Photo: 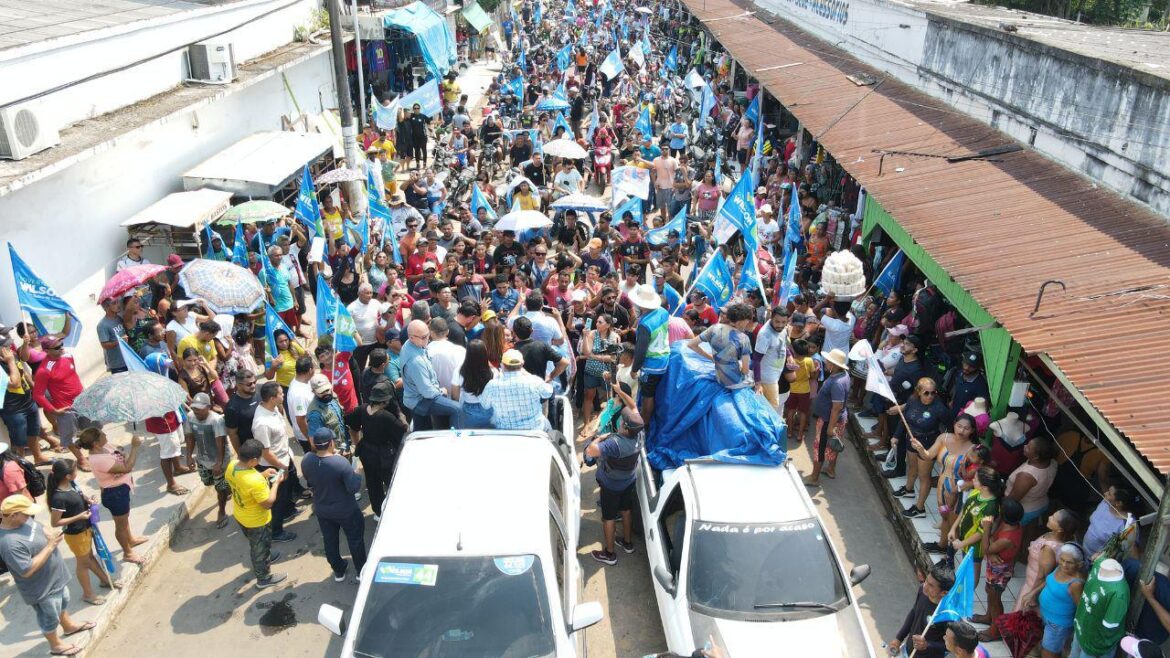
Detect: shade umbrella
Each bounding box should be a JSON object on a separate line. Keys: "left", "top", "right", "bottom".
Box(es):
{"left": 177, "top": 259, "right": 265, "bottom": 314}
{"left": 551, "top": 192, "right": 609, "bottom": 213}
{"left": 634, "top": 6, "right": 653, "bottom": 13}
{"left": 495, "top": 210, "right": 553, "bottom": 233}
{"left": 98, "top": 264, "right": 167, "bottom": 303}
{"left": 217, "top": 200, "right": 289, "bottom": 225}
{"left": 73, "top": 372, "right": 188, "bottom": 423}
{"left": 534, "top": 97, "right": 571, "bottom": 112}
{"left": 542, "top": 138, "right": 589, "bottom": 160}
{"left": 315, "top": 168, "right": 365, "bottom": 186}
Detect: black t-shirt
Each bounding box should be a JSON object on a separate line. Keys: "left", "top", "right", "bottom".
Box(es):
{"left": 223, "top": 392, "right": 259, "bottom": 442}
{"left": 618, "top": 240, "right": 650, "bottom": 266}
{"left": 510, "top": 143, "right": 533, "bottom": 166}
{"left": 48, "top": 487, "right": 89, "bottom": 535}
{"left": 514, "top": 338, "right": 562, "bottom": 379}
{"left": 570, "top": 95, "right": 585, "bottom": 122}
{"left": 354, "top": 405, "right": 408, "bottom": 454}
{"left": 360, "top": 368, "right": 392, "bottom": 401}
{"left": 522, "top": 162, "right": 547, "bottom": 186}
{"left": 493, "top": 242, "right": 526, "bottom": 270}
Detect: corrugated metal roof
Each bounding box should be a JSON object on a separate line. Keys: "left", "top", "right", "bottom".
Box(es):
{"left": 683, "top": 0, "right": 1170, "bottom": 472}
{"left": 0, "top": 0, "right": 226, "bottom": 51}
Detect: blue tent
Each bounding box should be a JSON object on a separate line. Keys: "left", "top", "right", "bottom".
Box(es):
{"left": 647, "top": 344, "right": 787, "bottom": 469}
{"left": 384, "top": 2, "right": 457, "bottom": 77}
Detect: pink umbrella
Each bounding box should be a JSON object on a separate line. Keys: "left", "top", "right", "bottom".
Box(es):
{"left": 98, "top": 264, "right": 167, "bottom": 303}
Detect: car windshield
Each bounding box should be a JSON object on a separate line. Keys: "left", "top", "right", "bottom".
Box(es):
{"left": 687, "top": 519, "right": 847, "bottom": 616}
{"left": 353, "top": 555, "right": 557, "bottom": 658}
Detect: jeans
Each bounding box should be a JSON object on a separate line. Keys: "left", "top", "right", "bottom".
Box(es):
{"left": 240, "top": 523, "right": 272, "bottom": 581}
{"left": 1, "top": 406, "right": 41, "bottom": 448}
{"left": 459, "top": 401, "right": 494, "bottom": 429}
{"left": 410, "top": 395, "right": 462, "bottom": 430}
{"left": 359, "top": 446, "right": 396, "bottom": 518}
{"left": 1068, "top": 637, "right": 1110, "bottom": 658}
{"left": 317, "top": 508, "right": 367, "bottom": 577}
{"left": 32, "top": 586, "right": 69, "bottom": 633}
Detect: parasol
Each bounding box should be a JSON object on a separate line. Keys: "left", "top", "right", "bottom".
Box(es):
{"left": 315, "top": 168, "right": 365, "bottom": 186}
{"left": 177, "top": 259, "right": 265, "bottom": 314}
{"left": 534, "top": 97, "right": 571, "bottom": 112}
{"left": 542, "top": 138, "right": 589, "bottom": 159}
{"left": 634, "top": 6, "right": 653, "bottom": 14}
{"left": 551, "top": 192, "right": 609, "bottom": 213}
{"left": 218, "top": 200, "right": 289, "bottom": 225}
{"left": 98, "top": 265, "right": 167, "bottom": 303}
{"left": 495, "top": 210, "right": 553, "bottom": 233}
{"left": 73, "top": 372, "right": 189, "bottom": 423}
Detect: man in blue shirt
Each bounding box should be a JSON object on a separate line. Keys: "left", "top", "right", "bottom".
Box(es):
{"left": 584, "top": 408, "right": 644, "bottom": 566}
{"left": 667, "top": 118, "right": 688, "bottom": 156}
{"left": 399, "top": 319, "right": 461, "bottom": 430}
{"left": 489, "top": 275, "right": 520, "bottom": 314}
{"left": 301, "top": 428, "right": 365, "bottom": 582}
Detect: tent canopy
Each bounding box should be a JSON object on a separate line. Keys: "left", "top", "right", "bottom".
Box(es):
{"left": 461, "top": 2, "right": 493, "bottom": 33}
{"left": 384, "top": 1, "right": 457, "bottom": 77}
{"left": 120, "top": 189, "right": 233, "bottom": 229}
{"left": 181, "top": 132, "right": 333, "bottom": 198}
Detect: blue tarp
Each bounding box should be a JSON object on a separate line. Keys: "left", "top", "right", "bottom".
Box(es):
{"left": 647, "top": 343, "right": 787, "bottom": 469}
{"left": 383, "top": 2, "right": 457, "bottom": 77}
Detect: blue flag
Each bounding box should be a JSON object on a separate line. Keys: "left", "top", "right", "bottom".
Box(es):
{"left": 534, "top": 1, "right": 542, "bottom": 24}
{"left": 717, "top": 172, "right": 759, "bottom": 249}
{"left": 692, "top": 250, "right": 735, "bottom": 312}
{"left": 517, "top": 48, "right": 527, "bottom": 73}
{"left": 785, "top": 184, "right": 804, "bottom": 249}
{"left": 117, "top": 336, "right": 150, "bottom": 373}
{"left": 344, "top": 214, "right": 369, "bottom": 250}
{"left": 373, "top": 97, "right": 397, "bottom": 131}
{"left": 647, "top": 205, "right": 686, "bottom": 247}
{"left": 554, "top": 81, "right": 567, "bottom": 101}
{"left": 612, "top": 195, "right": 643, "bottom": 226}
{"left": 398, "top": 79, "right": 443, "bottom": 117}
{"left": 294, "top": 165, "right": 322, "bottom": 239}
{"left": 553, "top": 112, "right": 573, "bottom": 138}
{"left": 744, "top": 94, "right": 760, "bottom": 128}
{"left": 934, "top": 550, "right": 976, "bottom": 623}
{"left": 714, "top": 149, "right": 724, "bottom": 185}
{"left": 372, "top": 201, "right": 403, "bottom": 266}
{"left": 665, "top": 45, "right": 679, "bottom": 71}
{"left": 470, "top": 183, "right": 498, "bottom": 224}
{"left": 779, "top": 247, "right": 799, "bottom": 306}
{"left": 263, "top": 301, "right": 295, "bottom": 362}
{"left": 600, "top": 49, "right": 625, "bottom": 80}
{"left": 621, "top": 21, "right": 629, "bottom": 40}
{"left": 506, "top": 75, "right": 525, "bottom": 99}
{"left": 698, "top": 82, "right": 716, "bottom": 128}
{"left": 556, "top": 44, "right": 572, "bottom": 71}
{"left": 663, "top": 283, "right": 683, "bottom": 317}
{"left": 587, "top": 108, "right": 600, "bottom": 141}
{"left": 641, "top": 32, "right": 652, "bottom": 57}
{"left": 635, "top": 105, "right": 653, "bottom": 138}
{"left": 257, "top": 232, "right": 279, "bottom": 290}
{"left": 738, "top": 247, "right": 763, "bottom": 293}
{"left": 315, "top": 274, "right": 359, "bottom": 354}
{"left": 231, "top": 220, "right": 249, "bottom": 268}
{"left": 873, "top": 249, "right": 906, "bottom": 297}
{"left": 7, "top": 244, "right": 83, "bottom": 347}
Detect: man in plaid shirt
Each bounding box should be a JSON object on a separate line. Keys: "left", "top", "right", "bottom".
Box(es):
{"left": 480, "top": 350, "right": 553, "bottom": 431}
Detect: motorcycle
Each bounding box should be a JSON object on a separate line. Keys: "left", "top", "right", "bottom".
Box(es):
{"left": 592, "top": 145, "right": 613, "bottom": 189}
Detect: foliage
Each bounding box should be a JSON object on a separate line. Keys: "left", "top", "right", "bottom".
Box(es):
{"left": 974, "top": 0, "right": 1168, "bottom": 27}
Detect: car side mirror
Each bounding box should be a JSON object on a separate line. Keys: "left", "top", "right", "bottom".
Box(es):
{"left": 850, "top": 564, "right": 871, "bottom": 587}
{"left": 570, "top": 601, "right": 604, "bottom": 632}
{"left": 318, "top": 604, "right": 347, "bottom": 636}
{"left": 653, "top": 564, "right": 677, "bottom": 596}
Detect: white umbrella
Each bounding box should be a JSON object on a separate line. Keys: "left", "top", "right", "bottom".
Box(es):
{"left": 634, "top": 6, "right": 653, "bottom": 14}
{"left": 495, "top": 210, "right": 553, "bottom": 233}
{"left": 551, "top": 193, "right": 609, "bottom": 213}
{"left": 542, "top": 138, "right": 589, "bottom": 160}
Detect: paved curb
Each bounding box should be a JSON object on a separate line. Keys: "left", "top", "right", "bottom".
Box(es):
{"left": 77, "top": 483, "right": 210, "bottom": 657}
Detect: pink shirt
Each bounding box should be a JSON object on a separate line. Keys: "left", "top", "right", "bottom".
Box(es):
{"left": 0, "top": 461, "right": 28, "bottom": 505}
{"left": 89, "top": 450, "right": 135, "bottom": 491}
{"left": 668, "top": 317, "right": 694, "bottom": 344}
{"left": 695, "top": 183, "right": 721, "bottom": 211}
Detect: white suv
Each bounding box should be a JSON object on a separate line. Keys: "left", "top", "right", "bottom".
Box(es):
{"left": 319, "top": 426, "right": 601, "bottom": 657}
{"left": 635, "top": 457, "right": 876, "bottom": 657}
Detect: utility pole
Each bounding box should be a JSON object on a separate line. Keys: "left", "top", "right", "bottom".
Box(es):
{"left": 351, "top": 0, "right": 365, "bottom": 130}
{"left": 1128, "top": 473, "right": 1170, "bottom": 626}
{"left": 326, "top": 0, "right": 366, "bottom": 215}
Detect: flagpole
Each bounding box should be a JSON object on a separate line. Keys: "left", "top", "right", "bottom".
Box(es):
{"left": 679, "top": 245, "right": 723, "bottom": 305}
{"left": 906, "top": 549, "right": 968, "bottom": 658}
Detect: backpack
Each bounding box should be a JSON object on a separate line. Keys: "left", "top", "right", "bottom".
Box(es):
{"left": 9, "top": 455, "right": 46, "bottom": 498}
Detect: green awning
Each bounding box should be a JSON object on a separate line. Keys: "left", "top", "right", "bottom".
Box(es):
{"left": 461, "top": 2, "right": 492, "bottom": 33}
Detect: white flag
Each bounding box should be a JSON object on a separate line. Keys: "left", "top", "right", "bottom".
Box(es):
{"left": 866, "top": 356, "right": 897, "bottom": 403}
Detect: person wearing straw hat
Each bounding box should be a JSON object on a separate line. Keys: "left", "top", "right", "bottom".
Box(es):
{"left": 804, "top": 347, "right": 851, "bottom": 486}
{"left": 628, "top": 284, "right": 669, "bottom": 424}
{"left": 0, "top": 494, "right": 96, "bottom": 656}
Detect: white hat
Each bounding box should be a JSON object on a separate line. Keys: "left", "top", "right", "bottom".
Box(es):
{"left": 571, "top": 289, "right": 588, "bottom": 303}
{"left": 821, "top": 349, "right": 848, "bottom": 370}
{"left": 628, "top": 284, "right": 661, "bottom": 310}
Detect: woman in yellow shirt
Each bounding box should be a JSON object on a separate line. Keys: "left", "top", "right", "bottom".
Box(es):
{"left": 512, "top": 181, "right": 540, "bottom": 211}
{"left": 263, "top": 329, "right": 306, "bottom": 390}
{"left": 320, "top": 195, "right": 349, "bottom": 243}
{"left": 783, "top": 338, "right": 818, "bottom": 445}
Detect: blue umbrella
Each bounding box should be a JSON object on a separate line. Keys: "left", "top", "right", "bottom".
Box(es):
{"left": 535, "top": 96, "right": 571, "bottom": 111}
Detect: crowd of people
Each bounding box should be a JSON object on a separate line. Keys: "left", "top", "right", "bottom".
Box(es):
{"left": 1, "top": 0, "right": 1167, "bottom": 657}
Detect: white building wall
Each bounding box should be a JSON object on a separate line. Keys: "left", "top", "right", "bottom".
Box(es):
{"left": 0, "top": 51, "right": 335, "bottom": 382}
{"left": 0, "top": 0, "right": 321, "bottom": 130}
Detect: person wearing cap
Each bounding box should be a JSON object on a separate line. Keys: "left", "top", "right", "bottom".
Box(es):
{"left": 224, "top": 439, "right": 288, "bottom": 589}
{"left": 804, "top": 347, "right": 851, "bottom": 486}
{"left": 351, "top": 381, "right": 407, "bottom": 520}
{"left": 31, "top": 336, "right": 89, "bottom": 472}
{"left": 306, "top": 374, "right": 349, "bottom": 456}
{"left": 880, "top": 334, "right": 929, "bottom": 476}
{"left": 886, "top": 563, "right": 955, "bottom": 658}
{"left": 401, "top": 319, "right": 462, "bottom": 430}
{"left": 629, "top": 283, "right": 670, "bottom": 423}
{"left": 479, "top": 349, "right": 553, "bottom": 431}
{"left": 185, "top": 392, "right": 231, "bottom": 527}
{"left": 0, "top": 493, "right": 96, "bottom": 655}
{"left": 947, "top": 350, "right": 990, "bottom": 420}
{"left": 301, "top": 427, "right": 366, "bottom": 582}
{"left": 584, "top": 407, "right": 645, "bottom": 566}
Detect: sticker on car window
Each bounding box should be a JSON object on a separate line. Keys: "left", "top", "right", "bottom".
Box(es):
{"left": 493, "top": 555, "right": 534, "bottom": 575}
{"left": 374, "top": 562, "right": 439, "bottom": 586}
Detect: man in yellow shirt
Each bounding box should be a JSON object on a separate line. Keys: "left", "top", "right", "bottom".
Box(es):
{"left": 441, "top": 73, "right": 461, "bottom": 106}
{"left": 224, "top": 439, "right": 287, "bottom": 589}
{"left": 177, "top": 320, "right": 222, "bottom": 370}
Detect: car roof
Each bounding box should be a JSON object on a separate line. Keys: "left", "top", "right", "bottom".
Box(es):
{"left": 684, "top": 462, "right": 816, "bottom": 524}
{"left": 370, "top": 432, "right": 560, "bottom": 559}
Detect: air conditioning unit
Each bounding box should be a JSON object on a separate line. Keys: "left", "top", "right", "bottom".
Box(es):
{"left": 0, "top": 102, "right": 60, "bottom": 160}
{"left": 187, "top": 40, "right": 236, "bottom": 84}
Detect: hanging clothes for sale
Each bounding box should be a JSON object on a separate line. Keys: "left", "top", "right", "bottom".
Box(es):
{"left": 345, "top": 41, "right": 358, "bottom": 72}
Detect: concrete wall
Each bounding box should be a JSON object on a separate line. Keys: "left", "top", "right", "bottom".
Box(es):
{"left": 0, "top": 0, "right": 320, "bottom": 131}
{"left": 0, "top": 51, "right": 335, "bottom": 382}
{"left": 751, "top": 0, "right": 1170, "bottom": 220}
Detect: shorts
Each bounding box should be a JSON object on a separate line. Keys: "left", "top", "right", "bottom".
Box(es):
{"left": 155, "top": 428, "right": 185, "bottom": 459}
{"left": 599, "top": 482, "right": 636, "bottom": 521}
{"left": 1020, "top": 505, "right": 1047, "bottom": 526}
{"left": 63, "top": 529, "right": 93, "bottom": 558}
{"left": 785, "top": 392, "right": 810, "bottom": 413}
{"left": 639, "top": 373, "right": 663, "bottom": 397}
{"left": 32, "top": 586, "right": 70, "bottom": 633}
{"left": 101, "top": 484, "right": 132, "bottom": 517}
{"left": 1041, "top": 621, "right": 1073, "bottom": 653}
{"left": 57, "top": 409, "right": 80, "bottom": 447}
{"left": 985, "top": 560, "right": 1013, "bottom": 592}
{"left": 584, "top": 373, "right": 605, "bottom": 389}
{"left": 1, "top": 406, "right": 40, "bottom": 448}
{"left": 197, "top": 461, "right": 231, "bottom": 493}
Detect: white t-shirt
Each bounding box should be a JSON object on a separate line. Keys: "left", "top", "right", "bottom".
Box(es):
{"left": 759, "top": 219, "right": 780, "bottom": 245}
{"left": 554, "top": 169, "right": 583, "bottom": 194}
{"left": 167, "top": 316, "right": 198, "bottom": 343}
{"left": 452, "top": 366, "right": 498, "bottom": 405}
{"left": 754, "top": 324, "right": 789, "bottom": 384}
{"left": 251, "top": 404, "right": 291, "bottom": 467}
{"left": 819, "top": 312, "right": 855, "bottom": 355}
{"left": 285, "top": 379, "right": 314, "bottom": 444}
{"left": 348, "top": 299, "right": 380, "bottom": 343}
{"left": 427, "top": 339, "right": 466, "bottom": 391}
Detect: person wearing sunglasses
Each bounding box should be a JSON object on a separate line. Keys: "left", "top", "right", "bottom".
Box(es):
{"left": 115, "top": 238, "right": 152, "bottom": 272}
{"left": 890, "top": 377, "right": 953, "bottom": 518}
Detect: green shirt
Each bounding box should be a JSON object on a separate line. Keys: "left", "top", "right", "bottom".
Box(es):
{"left": 955, "top": 492, "right": 997, "bottom": 559}
{"left": 1073, "top": 558, "right": 1129, "bottom": 654}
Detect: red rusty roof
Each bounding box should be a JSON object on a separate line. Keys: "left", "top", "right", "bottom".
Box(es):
{"left": 682, "top": 0, "right": 1170, "bottom": 472}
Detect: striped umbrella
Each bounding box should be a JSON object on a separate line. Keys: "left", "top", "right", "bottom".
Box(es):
{"left": 177, "top": 259, "right": 265, "bottom": 314}
{"left": 315, "top": 168, "right": 365, "bottom": 186}
{"left": 217, "top": 200, "right": 289, "bottom": 225}
{"left": 73, "top": 372, "right": 188, "bottom": 422}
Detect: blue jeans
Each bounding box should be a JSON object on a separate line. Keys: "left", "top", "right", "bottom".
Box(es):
{"left": 1069, "top": 637, "right": 1110, "bottom": 658}
{"left": 411, "top": 395, "right": 462, "bottom": 430}
{"left": 1, "top": 406, "right": 41, "bottom": 448}
{"left": 460, "top": 401, "right": 494, "bottom": 429}
{"left": 316, "top": 508, "right": 367, "bottom": 577}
